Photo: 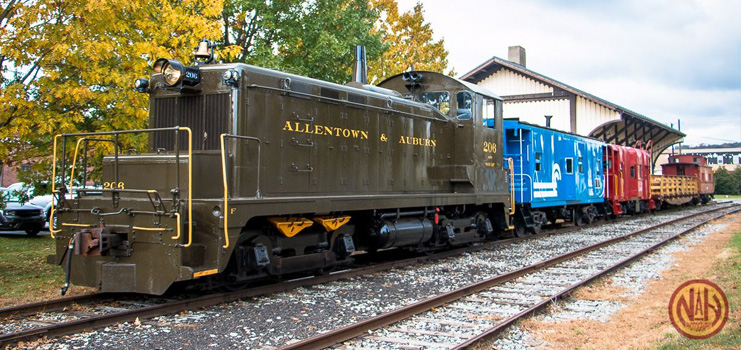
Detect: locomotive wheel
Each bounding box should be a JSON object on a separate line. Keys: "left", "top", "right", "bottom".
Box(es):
{"left": 573, "top": 209, "right": 583, "bottom": 226}
{"left": 529, "top": 223, "right": 542, "bottom": 235}
{"left": 513, "top": 216, "right": 526, "bottom": 237}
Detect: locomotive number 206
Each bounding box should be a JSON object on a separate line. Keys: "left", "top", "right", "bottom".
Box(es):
{"left": 103, "top": 181, "right": 125, "bottom": 190}
{"left": 483, "top": 141, "right": 497, "bottom": 154}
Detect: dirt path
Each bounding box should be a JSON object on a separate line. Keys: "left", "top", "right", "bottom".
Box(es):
{"left": 519, "top": 213, "right": 741, "bottom": 349}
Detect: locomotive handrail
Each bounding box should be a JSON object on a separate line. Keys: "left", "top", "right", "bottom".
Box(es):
{"left": 246, "top": 84, "right": 456, "bottom": 124}
{"left": 507, "top": 158, "right": 515, "bottom": 215}
{"left": 220, "top": 133, "right": 263, "bottom": 249}
{"left": 51, "top": 126, "right": 193, "bottom": 248}
{"left": 50, "top": 135, "right": 62, "bottom": 238}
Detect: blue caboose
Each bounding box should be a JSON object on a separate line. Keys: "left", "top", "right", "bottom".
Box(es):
{"left": 503, "top": 120, "right": 605, "bottom": 235}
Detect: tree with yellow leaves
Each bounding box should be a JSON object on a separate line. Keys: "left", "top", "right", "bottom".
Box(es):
{"left": 0, "top": 0, "right": 225, "bottom": 185}
{"left": 369, "top": 0, "right": 452, "bottom": 83}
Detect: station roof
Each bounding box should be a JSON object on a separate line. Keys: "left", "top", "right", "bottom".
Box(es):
{"left": 460, "top": 56, "right": 685, "bottom": 158}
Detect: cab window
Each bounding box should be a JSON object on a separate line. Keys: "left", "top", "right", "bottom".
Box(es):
{"left": 482, "top": 98, "right": 495, "bottom": 127}
{"left": 456, "top": 91, "right": 472, "bottom": 120}
{"left": 418, "top": 91, "right": 450, "bottom": 115}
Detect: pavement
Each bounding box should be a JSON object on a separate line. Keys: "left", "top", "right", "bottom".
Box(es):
{"left": 0, "top": 229, "right": 51, "bottom": 237}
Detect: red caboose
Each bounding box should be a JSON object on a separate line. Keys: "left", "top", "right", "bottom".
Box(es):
{"left": 659, "top": 154, "right": 715, "bottom": 204}
{"left": 604, "top": 144, "right": 655, "bottom": 215}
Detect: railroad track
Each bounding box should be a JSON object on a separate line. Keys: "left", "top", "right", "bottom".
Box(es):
{"left": 0, "top": 204, "right": 732, "bottom": 348}
{"left": 276, "top": 204, "right": 740, "bottom": 350}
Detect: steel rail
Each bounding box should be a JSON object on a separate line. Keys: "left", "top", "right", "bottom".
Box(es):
{"left": 453, "top": 205, "right": 741, "bottom": 349}
{"left": 0, "top": 205, "right": 730, "bottom": 347}
{"left": 0, "top": 209, "right": 620, "bottom": 347}
{"left": 276, "top": 204, "right": 739, "bottom": 350}
{"left": 0, "top": 294, "right": 111, "bottom": 319}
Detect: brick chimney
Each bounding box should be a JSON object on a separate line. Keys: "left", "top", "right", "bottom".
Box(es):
{"left": 508, "top": 46, "right": 526, "bottom": 67}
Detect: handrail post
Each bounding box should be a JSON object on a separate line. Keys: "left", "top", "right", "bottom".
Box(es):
{"left": 81, "top": 139, "right": 89, "bottom": 192}
{"left": 113, "top": 134, "right": 119, "bottom": 184}
{"left": 175, "top": 127, "right": 180, "bottom": 194}
{"left": 219, "top": 133, "right": 263, "bottom": 250}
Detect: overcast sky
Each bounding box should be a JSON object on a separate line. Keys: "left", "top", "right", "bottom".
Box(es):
{"left": 395, "top": 0, "right": 740, "bottom": 146}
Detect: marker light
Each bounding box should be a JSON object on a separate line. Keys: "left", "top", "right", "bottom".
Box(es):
{"left": 134, "top": 78, "right": 149, "bottom": 93}
{"left": 222, "top": 69, "right": 239, "bottom": 86}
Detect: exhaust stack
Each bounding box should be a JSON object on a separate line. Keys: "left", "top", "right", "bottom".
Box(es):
{"left": 352, "top": 45, "right": 367, "bottom": 85}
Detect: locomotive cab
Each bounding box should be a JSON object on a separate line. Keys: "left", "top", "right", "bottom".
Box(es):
{"left": 379, "top": 71, "right": 506, "bottom": 194}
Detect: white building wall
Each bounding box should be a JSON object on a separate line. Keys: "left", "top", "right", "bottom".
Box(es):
{"left": 503, "top": 99, "right": 571, "bottom": 132}
{"left": 478, "top": 69, "right": 552, "bottom": 96}
{"left": 575, "top": 96, "right": 621, "bottom": 135}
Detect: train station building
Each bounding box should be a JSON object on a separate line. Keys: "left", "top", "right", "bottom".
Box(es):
{"left": 461, "top": 46, "right": 684, "bottom": 168}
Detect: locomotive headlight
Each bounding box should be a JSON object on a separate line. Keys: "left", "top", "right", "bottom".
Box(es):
{"left": 133, "top": 78, "right": 149, "bottom": 93}
{"left": 156, "top": 58, "right": 202, "bottom": 92}
{"left": 162, "top": 60, "right": 184, "bottom": 86}
{"left": 222, "top": 69, "right": 239, "bottom": 87}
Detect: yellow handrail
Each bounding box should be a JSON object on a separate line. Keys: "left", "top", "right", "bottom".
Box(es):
{"left": 133, "top": 226, "right": 169, "bottom": 231}
{"left": 220, "top": 133, "right": 230, "bottom": 249}
{"left": 50, "top": 127, "right": 193, "bottom": 248}
{"left": 68, "top": 138, "right": 87, "bottom": 190}
{"left": 49, "top": 135, "right": 62, "bottom": 237}
{"left": 170, "top": 212, "right": 182, "bottom": 240}
{"left": 507, "top": 157, "right": 515, "bottom": 215}
{"left": 180, "top": 127, "right": 193, "bottom": 248}
{"left": 217, "top": 133, "right": 261, "bottom": 249}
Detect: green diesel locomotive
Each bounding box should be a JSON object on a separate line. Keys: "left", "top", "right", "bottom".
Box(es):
{"left": 48, "top": 44, "right": 511, "bottom": 295}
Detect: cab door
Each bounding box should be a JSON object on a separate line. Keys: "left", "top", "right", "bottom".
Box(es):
{"left": 452, "top": 91, "right": 475, "bottom": 191}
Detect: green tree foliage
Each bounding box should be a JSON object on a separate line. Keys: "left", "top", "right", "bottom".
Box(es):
{"left": 733, "top": 167, "right": 741, "bottom": 194}
{"left": 0, "top": 0, "right": 225, "bottom": 186}
{"left": 369, "top": 0, "right": 451, "bottom": 83}
{"left": 714, "top": 167, "right": 739, "bottom": 195}
{"left": 221, "top": 0, "right": 385, "bottom": 83}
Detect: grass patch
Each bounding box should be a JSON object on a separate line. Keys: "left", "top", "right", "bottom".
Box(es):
{"left": 0, "top": 235, "right": 92, "bottom": 307}
{"left": 654, "top": 228, "right": 741, "bottom": 349}
{"left": 716, "top": 194, "right": 741, "bottom": 200}
{"left": 0, "top": 235, "right": 63, "bottom": 305}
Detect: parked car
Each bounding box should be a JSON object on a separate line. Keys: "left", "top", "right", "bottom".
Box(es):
{"left": 7, "top": 182, "right": 52, "bottom": 224}
{"left": 0, "top": 187, "right": 46, "bottom": 236}
{"left": 6, "top": 182, "right": 102, "bottom": 229}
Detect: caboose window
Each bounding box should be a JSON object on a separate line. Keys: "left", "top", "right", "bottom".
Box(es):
{"left": 565, "top": 158, "right": 573, "bottom": 174}
{"left": 535, "top": 152, "right": 542, "bottom": 171}
{"left": 630, "top": 166, "right": 635, "bottom": 178}
{"left": 578, "top": 156, "right": 583, "bottom": 173}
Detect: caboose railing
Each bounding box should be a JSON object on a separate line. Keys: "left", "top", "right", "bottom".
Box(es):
{"left": 219, "top": 133, "right": 262, "bottom": 249}
{"left": 50, "top": 127, "right": 193, "bottom": 247}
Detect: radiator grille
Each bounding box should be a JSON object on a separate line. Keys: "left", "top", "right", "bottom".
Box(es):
{"left": 152, "top": 93, "right": 231, "bottom": 151}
